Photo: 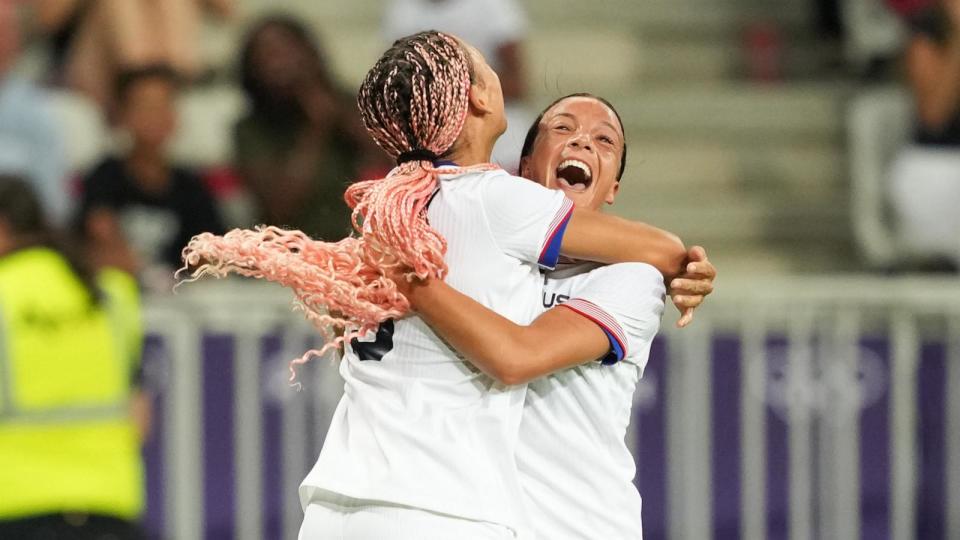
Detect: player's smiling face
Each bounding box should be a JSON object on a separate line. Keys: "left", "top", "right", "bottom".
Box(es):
{"left": 520, "top": 97, "right": 625, "bottom": 211}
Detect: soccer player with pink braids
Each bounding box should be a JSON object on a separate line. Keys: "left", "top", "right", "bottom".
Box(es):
{"left": 183, "top": 32, "right": 692, "bottom": 538}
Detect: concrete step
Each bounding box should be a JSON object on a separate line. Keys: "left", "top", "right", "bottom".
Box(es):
{"left": 625, "top": 137, "right": 846, "bottom": 197}
{"left": 635, "top": 38, "right": 738, "bottom": 83}
{"left": 229, "top": 0, "right": 818, "bottom": 88}
{"left": 257, "top": 28, "right": 839, "bottom": 96}
{"left": 525, "top": 28, "right": 642, "bottom": 97}
{"left": 241, "top": 0, "right": 811, "bottom": 33}
{"left": 574, "top": 83, "right": 849, "bottom": 145}
{"left": 525, "top": 28, "right": 834, "bottom": 93}
{"left": 612, "top": 189, "right": 848, "bottom": 243}
{"left": 265, "top": 0, "right": 380, "bottom": 25}
{"left": 526, "top": 0, "right": 810, "bottom": 33}
{"left": 700, "top": 239, "right": 860, "bottom": 275}
{"left": 635, "top": 33, "right": 835, "bottom": 82}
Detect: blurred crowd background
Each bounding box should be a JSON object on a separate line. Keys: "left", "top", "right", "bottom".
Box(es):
{"left": 1, "top": 0, "right": 959, "bottom": 539}
{"left": 1, "top": 0, "right": 958, "bottom": 281}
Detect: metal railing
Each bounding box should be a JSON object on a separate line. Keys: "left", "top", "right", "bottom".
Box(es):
{"left": 144, "top": 277, "right": 960, "bottom": 540}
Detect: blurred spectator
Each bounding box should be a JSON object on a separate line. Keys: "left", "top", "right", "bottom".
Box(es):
{"left": 843, "top": 0, "right": 908, "bottom": 76}
{"left": 383, "top": 0, "right": 533, "bottom": 172}
{"left": 34, "top": 0, "right": 235, "bottom": 114}
{"left": 0, "top": 0, "right": 70, "bottom": 224}
{"left": 0, "top": 176, "right": 148, "bottom": 540}
{"left": 235, "top": 16, "right": 387, "bottom": 241}
{"left": 889, "top": 0, "right": 960, "bottom": 268}
{"left": 76, "top": 65, "right": 224, "bottom": 290}
{"left": 815, "top": 0, "right": 844, "bottom": 41}
{"left": 905, "top": 0, "right": 960, "bottom": 142}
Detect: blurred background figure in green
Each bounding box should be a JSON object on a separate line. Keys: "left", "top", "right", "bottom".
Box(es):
{"left": 0, "top": 176, "right": 149, "bottom": 540}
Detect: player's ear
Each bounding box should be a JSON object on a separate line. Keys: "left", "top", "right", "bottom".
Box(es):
{"left": 519, "top": 156, "right": 531, "bottom": 179}
{"left": 604, "top": 182, "right": 620, "bottom": 205}
{"left": 468, "top": 77, "right": 494, "bottom": 116}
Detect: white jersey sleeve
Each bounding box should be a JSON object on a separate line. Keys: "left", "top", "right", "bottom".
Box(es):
{"left": 480, "top": 173, "right": 573, "bottom": 270}
{"left": 557, "top": 262, "right": 665, "bottom": 370}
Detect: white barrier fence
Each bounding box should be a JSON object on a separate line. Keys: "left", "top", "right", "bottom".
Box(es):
{"left": 145, "top": 277, "right": 960, "bottom": 540}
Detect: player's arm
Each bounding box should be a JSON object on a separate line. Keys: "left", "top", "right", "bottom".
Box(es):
{"left": 561, "top": 208, "right": 687, "bottom": 281}
{"left": 400, "top": 277, "right": 609, "bottom": 385}
{"left": 483, "top": 175, "right": 687, "bottom": 282}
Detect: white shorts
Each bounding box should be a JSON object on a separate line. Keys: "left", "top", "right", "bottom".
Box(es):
{"left": 298, "top": 492, "right": 516, "bottom": 540}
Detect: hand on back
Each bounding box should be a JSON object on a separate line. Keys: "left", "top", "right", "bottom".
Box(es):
{"left": 669, "top": 245, "right": 716, "bottom": 328}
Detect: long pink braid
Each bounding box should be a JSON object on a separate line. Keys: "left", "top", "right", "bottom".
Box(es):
{"left": 181, "top": 31, "right": 496, "bottom": 377}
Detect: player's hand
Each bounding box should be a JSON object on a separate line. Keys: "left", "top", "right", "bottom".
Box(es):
{"left": 387, "top": 270, "right": 417, "bottom": 299}
{"left": 381, "top": 259, "right": 426, "bottom": 305}
{"left": 669, "top": 245, "right": 716, "bottom": 328}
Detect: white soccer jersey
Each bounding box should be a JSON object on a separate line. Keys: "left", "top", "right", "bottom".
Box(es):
{"left": 518, "top": 262, "right": 665, "bottom": 539}
{"left": 300, "top": 166, "right": 574, "bottom": 534}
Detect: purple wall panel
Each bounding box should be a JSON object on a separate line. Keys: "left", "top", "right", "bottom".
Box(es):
{"left": 261, "top": 335, "right": 285, "bottom": 540}
{"left": 139, "top": 332, "right": 949, "bottom": 539}
{"left": 202, "top": 335, "right": 235, "bottom": 540}
{"left": 917, "top": 342, "right": 946, "bottom": 539}
{"left": 712, "top": 335, "right": 742, "bottom": 540}
{"left": 860, "top": 337, "right": 891, "bottom": 540}
{"left": 142, "top": 336, "right": 166, "bottom": 540}
{"left": 637, "top": 337, "right": 669, "bottom": 539}
{"left": 765, "top": 335, "right": 790, "bottom": 540}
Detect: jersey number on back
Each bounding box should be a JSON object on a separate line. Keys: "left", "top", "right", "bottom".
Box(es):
{"left": 350, "top": 319, "right": 395, "bottom": 361}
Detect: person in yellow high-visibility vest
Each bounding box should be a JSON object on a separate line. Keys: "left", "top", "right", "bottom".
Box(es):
{"left": 0, "top": 176, "right": 149, "bottom": 539}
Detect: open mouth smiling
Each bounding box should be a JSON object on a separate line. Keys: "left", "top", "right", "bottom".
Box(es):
{"left": 555, "top": 159, "right": 593, "bottom": 192}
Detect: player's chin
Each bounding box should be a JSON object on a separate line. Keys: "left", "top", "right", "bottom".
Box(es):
{"left": 558, "top": 186, "right": 593, "bottom": 207}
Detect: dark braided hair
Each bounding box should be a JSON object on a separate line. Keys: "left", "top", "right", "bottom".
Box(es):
{"left": 0, "top": 175, "right": 103, "bottom": 306}
{"left": 354, "top": 30, "right": 475, "bottom": 160}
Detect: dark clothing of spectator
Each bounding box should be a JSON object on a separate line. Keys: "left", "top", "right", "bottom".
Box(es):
{"left": 77, "top": 157, "right": 224, "bottom": 270}
{"left": 233, "top": 113, "right": 359, "bottom": 241}
{"left": 910, "top": 7, "right": 960, "bottom": 145}
{"left": 0, "top": 513, "right": 144, "bottom": 540}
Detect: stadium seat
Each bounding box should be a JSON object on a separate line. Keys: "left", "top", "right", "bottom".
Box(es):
{"left": 847, "top": 86, "right": 912, "bottom": 268}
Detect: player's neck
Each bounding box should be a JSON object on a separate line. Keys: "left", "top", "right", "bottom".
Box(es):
{"left": 446, "top": 121, "right": 495, "bottom": 166}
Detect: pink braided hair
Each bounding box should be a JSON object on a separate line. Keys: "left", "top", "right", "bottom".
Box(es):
{"left": 181, "top": 31, "right": 496, "bottom": 378}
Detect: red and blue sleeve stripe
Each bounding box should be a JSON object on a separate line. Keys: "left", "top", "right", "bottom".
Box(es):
{"left": 538, "top": 198, "right": 574, "bottom": 270}
{"left": 558, "top": 298, "right": 628, "bottom": 365}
